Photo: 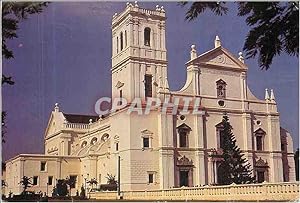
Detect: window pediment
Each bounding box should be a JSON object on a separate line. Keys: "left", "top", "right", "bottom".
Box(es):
{"left": 255, "top": 157, "right": 268, "bottom": 167}
{"left": 177, "top": 156, "right": 193, "bottom": 166}
{"left": 215, "top": 122, "right": 224, "bottom": 129}
{"left": 176, "top": 123, "right": 192, "bottom": 132}
{"left": 216, "top": 79, "right": 227, "bottom": 85}
{"left": 254, "top": 128, "right": 266, "bottom": 135}
{"left": 141, "top": 129, "right": 153, "bottom": 135}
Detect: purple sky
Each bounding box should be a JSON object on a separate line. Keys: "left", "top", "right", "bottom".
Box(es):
{"left": 3, "top": 2, "right": 299, "bottom": 161}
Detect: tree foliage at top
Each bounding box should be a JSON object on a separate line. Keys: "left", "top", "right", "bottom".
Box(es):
{"left": 2, "top": 2, "right": 49, "bottom": 85}
{"left": 215, "top": 115, "right": 255, "bottom": 185}
{"left": 180, "top": 2, "right": 299, "bottom": 70}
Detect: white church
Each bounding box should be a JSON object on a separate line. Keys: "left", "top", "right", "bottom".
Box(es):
{"left": 4, "top": 3, "right": 296, "bottom": 196}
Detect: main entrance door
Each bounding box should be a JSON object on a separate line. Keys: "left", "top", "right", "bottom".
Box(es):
{"left": 179, "top": 170, "right": 189, "bottom": 187}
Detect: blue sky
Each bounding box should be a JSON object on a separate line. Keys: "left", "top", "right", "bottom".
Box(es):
{"left": 3, "top": 2, "right": 299, "bottom": 160}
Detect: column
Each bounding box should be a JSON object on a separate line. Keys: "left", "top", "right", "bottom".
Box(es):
{"left": 159, "top": 149, "right": 174, "bottom": 189}
{"left": 267, "top": 115, "right": 283, "bottom": 182}
{"left": 194, "top": 115, "right": 206, "bottom": 186}
{"left": 158, "top": 113, "right": 175, "bottom": 189}
{"left": 287, "top": 154, "right": 296, "bottom": 181}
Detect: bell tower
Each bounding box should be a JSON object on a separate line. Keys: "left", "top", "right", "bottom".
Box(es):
{"left": 111, "top": 2, "right": 167, "bottom": 101}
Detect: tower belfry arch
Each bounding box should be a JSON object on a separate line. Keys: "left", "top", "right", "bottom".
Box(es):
{"left": 111, "top": 3, "right": 168, "bottom": 101}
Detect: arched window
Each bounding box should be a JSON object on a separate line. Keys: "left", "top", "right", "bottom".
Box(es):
{"left": 216, "top": 79, "right": 226, "bottom": 98}
{"left": 90, "top": 137, "right": 98, "bottom": 145}
{"left": 81, "top": 141, "right": 87, "bottom": 148}
{"left": 124, "top": 30, "right": 127, "bottom": 47}
{"left": 144, "top": 27, "right": 151, "bottom": 46}
{"left": 120, "top": 32, "right": 123, "bottom": 51}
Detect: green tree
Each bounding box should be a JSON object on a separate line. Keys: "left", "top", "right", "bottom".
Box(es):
{"left": 56, "top": 179, "right": 68, "bottom": 196}
{"left": 19, "top": 176, "right": 32, "bottom": 193}
{"left": 180, "top": 2, "right": 299, "bottom": 70}
{"left": 214, "top": 115, "right": 255, "bottom": 185}
{"left": 66, "top": 177, "right": 77, "bottom": 196}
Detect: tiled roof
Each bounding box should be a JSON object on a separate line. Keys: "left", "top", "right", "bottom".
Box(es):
{"left": 63, "top": 113, "right": 99, "bottom": 124}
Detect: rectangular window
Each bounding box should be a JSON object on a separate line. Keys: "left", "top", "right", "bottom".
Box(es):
{"left": 116, "top": 143, "right": 119, "bottom": 151}
{"left": 143, "top": 137, "right": 150, "bottom": 148}
{"left": 257, "top": 171, "right": 265, "bottom": 183}
{"left": 118, "top": 90, "right": 123, "bottom": 106}
{"left": 40, "top": 162, "right": 46, "bottom": 171}
{"left": 219, "top": 130, "right": 225, "bottom": 149}
{"left": 69, "top": 175, "right": 77, "bottom": 188}
{"left": 179, "top": 131, "right": 187, "bottom": 147}
{"left": 148, "top": 173, "right": 154, "bottom": 184}
{"left": 256, "top": 136, "right": 263, "bottom": 151}
{"left": 48, "top": 176, "right": 53, "bottom": 185}
{"left": 145, "top": 75, "right": 152, "bottom": 98}
{"left": 33, "top": 176, "right": 38, "bottom": 185}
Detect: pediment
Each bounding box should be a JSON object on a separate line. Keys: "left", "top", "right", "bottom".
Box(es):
{"left": 141, "top": 129, "right": 153, "bottom": 135}
{"left": 176, "top": 123, "right": 192, "bottom": 131}
{"left": 255, "top": 157, "right": 268, "bottom": 167}
{"left": 44, "top": 113, "right": 55, "bottom": 138}
{"left": 177, "top": 156, "right": 193, "bottom": 166}
{"left": 187, "top": 47, "right": 247, "bottom": 70}
{"left": 254, "top": 128, "right": 266, "bottom": 135}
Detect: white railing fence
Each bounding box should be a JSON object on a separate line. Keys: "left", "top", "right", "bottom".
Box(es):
{"left": 90, "top": 182, "right": 299, "bottom": 201}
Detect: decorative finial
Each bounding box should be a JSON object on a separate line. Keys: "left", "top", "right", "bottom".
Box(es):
{"left": 265, "top": 88, "right": 270, "bottom": 101}
{"left": 156, "top": 5, "right": 159, "bottom": 11}
{"left": 238, "top": 52, "right": 244, "bottom": 63}
{"left": 190, "top": 44, "right": 197, "bottom": 60}
{"left": 214, "top": 35, "right": 221, "bottom": 48}
{"left": 134, "top": 1, "right": 138, "bottom": 7}
{"left": 113, "top": 13, "right": 118, "bottom": 18}
{"left": 270, "top": 89, "right": 275, "bottom": 101}
{"left": 165, "top": 77, "right": 169, "bottom": 90}
{"left": 89, "top": 119, "right": 93, "bottom": 124}
{"left": 54, "top": 103, "right": 59, "bottom": 112}
{"left": 161, "top": 6, "right": 165, "bottom": 12}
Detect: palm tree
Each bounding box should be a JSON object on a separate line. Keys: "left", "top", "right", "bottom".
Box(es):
{"left": 87, "top": 178, "right": 98, "bottom": 190}
{"left": 19, "top": 176, "right": 32, "bottom": 193}
{"left": 106, "top": 174, "right": 117, "bottom": 185}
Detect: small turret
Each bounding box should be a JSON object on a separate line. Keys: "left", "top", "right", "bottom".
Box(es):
{"left": 265, "top": 88, "right": 270, "bottom": 101}
{"left": 190, "top": 44, "right": 197, "bottom": 60}
{"left": 270, "top": 89, "right": 276, "bottom": 102}
{"left": 238, "top": 52, "right": 244, "bottom": 63}
{"left": 54, "top": 103, "right": 59, "bottom": 112}
{"left": 214, "top": 35, "right": 221, "bottom": 48}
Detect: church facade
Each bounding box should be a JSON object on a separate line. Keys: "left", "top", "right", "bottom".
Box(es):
{"left": 4, "top": 3, "right": 296, "bottom": 196}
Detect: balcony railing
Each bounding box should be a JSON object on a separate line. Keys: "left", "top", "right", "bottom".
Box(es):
{"left": 89, "top": 182, "right": 299, "bottom": 201}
